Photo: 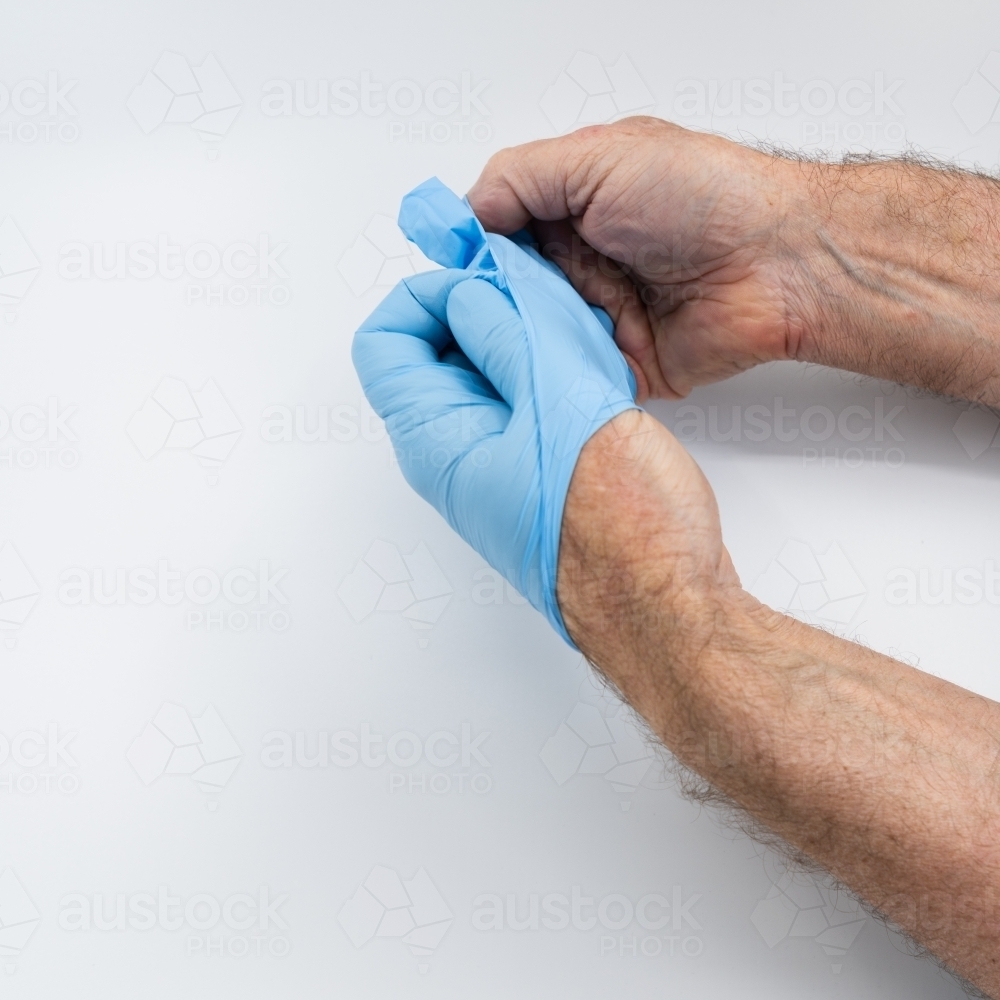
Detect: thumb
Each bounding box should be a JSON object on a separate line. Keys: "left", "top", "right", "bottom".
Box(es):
{"left": 446, "top": 277, "right": 531, "bottom": 408}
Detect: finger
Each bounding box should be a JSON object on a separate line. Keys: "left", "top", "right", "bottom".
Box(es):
{"left": 440, "top": 343, "right": 493, "bottom": 385}
{"left": 399, "top": 177, "right": 486, "bottom": 269}
{"left": 353, "top": 271, "right": 506, "bottom": 426}
{"left": 445, "top": 278, "right": 531, "bottom": 408}
{"left": 467, "top": 126, "right": 614, "bottom": 234}
{"left": 533, "top": 222, "right": 677, "bottom": 400}
{"left": 357, "top": 267, "right": 465, "bottom": 348}
{"left": 352, "top": 274, "right": 511, "bottom": 512}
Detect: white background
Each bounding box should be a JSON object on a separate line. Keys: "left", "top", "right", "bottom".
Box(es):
{"left": 1, "top": 0, "right": 998, "bottom": 995}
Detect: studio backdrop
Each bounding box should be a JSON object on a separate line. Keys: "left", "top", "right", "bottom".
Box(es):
{"left": 0, "top": 1, "right": 995, "bottom": 996}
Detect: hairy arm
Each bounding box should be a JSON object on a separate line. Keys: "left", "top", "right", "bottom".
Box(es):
{"left": 559, "top": 409, "right": 1000, "bottom": 996}
{"left": 469, "top": 118, "right": 1000, "bottom": 405}
{"left": 786, "top": 157, "right": 1000, "bottom": 404}
{"left": 468, "top": 118, "right": 1000, "bottom": 990}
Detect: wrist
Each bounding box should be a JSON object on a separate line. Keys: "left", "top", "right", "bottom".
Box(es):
{"left": 555, "top": 408, "right": 853, "bottom": 795}
{"left": 775, "top": 160, "right": 888, "bottom": 368}
{"left": 557, "top": 408, "right": 747, "bottom": 730}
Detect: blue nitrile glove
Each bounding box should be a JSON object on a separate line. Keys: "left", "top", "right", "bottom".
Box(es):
{"left": 352, "top": 177, "right": 638, "bottom": 646}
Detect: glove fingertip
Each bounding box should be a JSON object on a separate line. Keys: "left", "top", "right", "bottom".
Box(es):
{"left": 399, "top": 177, "right": 486, "bottom": 268}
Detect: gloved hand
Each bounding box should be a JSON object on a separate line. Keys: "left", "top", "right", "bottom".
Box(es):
{"left": 352, "top": 178, "right": 637, "bottom": 646}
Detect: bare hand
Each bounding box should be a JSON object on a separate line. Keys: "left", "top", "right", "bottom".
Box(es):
{"left": 468, "top": 117, "right": 806, "bottom": 401}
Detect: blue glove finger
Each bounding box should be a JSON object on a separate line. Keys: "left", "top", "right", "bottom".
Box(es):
{"left": 445, "top": 278, "right": 532, "bottom": 408}
{"left": 493, "top": 226, "right": 638, "bottom": 399}
{"left": 353, "top": 269, "right": 513, "bottom": 512}
{"left": 356, "top": 268, "right": 462, "bottom": 346}
{"left": 397, "top": 180, "right": 636, "bottom": 403}
{"left": 440, "top": 344, "right": 492, "bottom": 382}
{"left": 354, "top": 268, "right": 501, "bottom": 417}
{"left": 356, "top": 177, "right": 639, "bottom": 649}
{"left": 357, "top": 329, "right": 503, "bottom": 424}
{"left": 398, "top": 177, "right": 484, "bottom": 269}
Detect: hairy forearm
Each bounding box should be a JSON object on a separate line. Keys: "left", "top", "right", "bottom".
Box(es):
{"left": 784, "top": 157, "right": 1000, "bottom": 405}
{"left": 559, "top": 412, "right": 1000, "bottom": 995}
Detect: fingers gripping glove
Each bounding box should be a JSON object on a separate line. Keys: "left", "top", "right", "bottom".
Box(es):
{"left": 352, "top": 177, "right": 637, "bottom": 647}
